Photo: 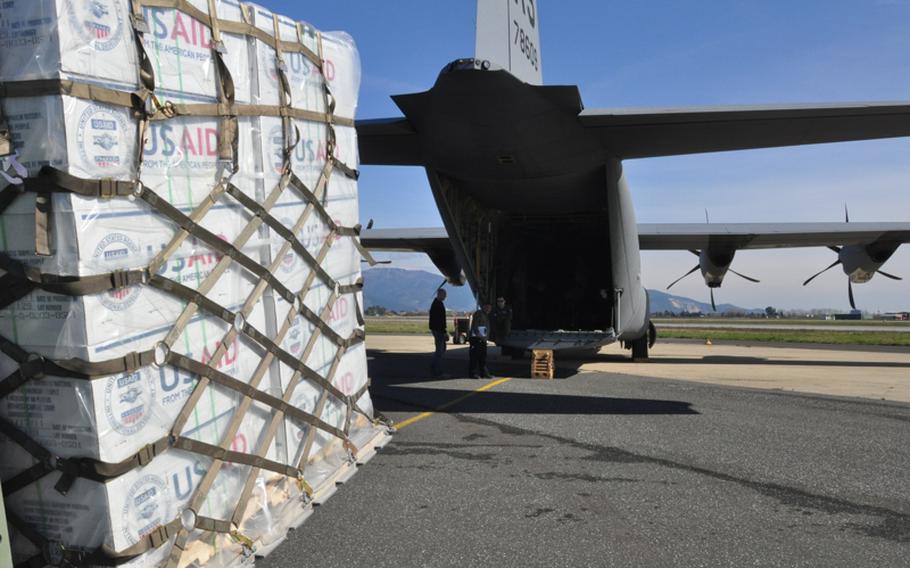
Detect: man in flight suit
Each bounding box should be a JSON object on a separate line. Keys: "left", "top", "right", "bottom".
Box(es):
{"left": 468, "top": 301, "right": 493, "bottom": 379}
{"left": 490, "top": 296, "right": 513, "bottom": 343}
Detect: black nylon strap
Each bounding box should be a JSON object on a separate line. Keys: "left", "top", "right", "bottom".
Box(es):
{"left": 0, "top": 184, "right": 20, "bottom": 215}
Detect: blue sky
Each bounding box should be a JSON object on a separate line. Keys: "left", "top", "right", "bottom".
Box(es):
{"left": 270, "top": 1, "right": 910, "bottom": 312}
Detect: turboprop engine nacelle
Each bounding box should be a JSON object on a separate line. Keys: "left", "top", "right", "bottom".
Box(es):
{"left": 840, "top": 242, "right": 899, "bottom": 283}
{"left": 667, "top": 248, "right": 760, "bottom": 310}
{"left": 803, "top": 238, "right": 902, "bottom": 309}
{"left": 700, "top": 249, "right": 736, "bottom": 287}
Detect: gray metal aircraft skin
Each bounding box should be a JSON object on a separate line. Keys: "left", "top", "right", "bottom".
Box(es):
{"left": 356, "top": 1, "right": 910, "bottom": 355}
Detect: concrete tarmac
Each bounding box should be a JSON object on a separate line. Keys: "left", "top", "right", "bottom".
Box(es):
{"left": 259, "top": 336, "right": 910, "bottom": 567}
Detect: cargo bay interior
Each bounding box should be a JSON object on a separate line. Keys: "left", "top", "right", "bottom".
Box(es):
{"left": 431, "top": 170, "right": 615, "bottom": 332}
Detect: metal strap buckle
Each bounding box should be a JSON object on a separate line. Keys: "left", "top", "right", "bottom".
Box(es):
{"left": 97, "top": 178, "right": 117, "bottom": 199}
{"left": 131, "top": 13, "right": 150, "bottom": 34}
{"left": 20, "top": 352, "right": 45, "bottom": 380}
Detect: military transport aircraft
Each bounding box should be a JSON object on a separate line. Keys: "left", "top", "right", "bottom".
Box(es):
{"left": 357, "top": 0, "right": 910, "bottom": 359}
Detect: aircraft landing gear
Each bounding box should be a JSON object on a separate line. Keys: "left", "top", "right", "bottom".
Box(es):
{"left": 628, "top": 321, "right": 656, "bottom": 362}
{"left": 630, "top": 335, "right": 649, "bottom": 361}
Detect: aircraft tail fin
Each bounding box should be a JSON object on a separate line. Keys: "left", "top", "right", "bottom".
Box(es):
{"left": 475, "top": 0, "right": 542, "bottom": 85}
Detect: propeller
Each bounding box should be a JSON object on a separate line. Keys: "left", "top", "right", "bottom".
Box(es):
{"left": 802, "top": 205, "right": 902, "bottom": 309}
{"left": 666, "top": 249, "right": 760, "bottom": 311}
{"left": 666, "top": 262, "right": 700, "bottom": 290}
{"left": 729, "top": 268, "right": 760, "bottom": 283}
{"left": 802, "top": 258, "right": 841, "bottom": 286}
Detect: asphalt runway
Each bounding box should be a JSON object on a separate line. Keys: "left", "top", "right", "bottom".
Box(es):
{"left": 260, "top": 337, "right": 910, "bottom": 567}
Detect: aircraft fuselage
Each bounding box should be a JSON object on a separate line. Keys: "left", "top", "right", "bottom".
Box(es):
{"left": 393, "top": 61, "right": 651, "bottom": 347}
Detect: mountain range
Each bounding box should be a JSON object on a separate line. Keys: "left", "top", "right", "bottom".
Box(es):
{"left": 362, "top": 267, "right": 759, "bottom": 314}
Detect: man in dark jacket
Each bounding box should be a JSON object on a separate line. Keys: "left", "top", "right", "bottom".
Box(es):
{"left": 468, "top": 301, "right": 493, "bottom": 379}
{"left": 429, "top": 289, "right": 448, "bottom": 377}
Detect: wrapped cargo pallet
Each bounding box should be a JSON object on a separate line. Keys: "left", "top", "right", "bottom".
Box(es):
{"left": 0, "top": 1, "right": 391, "bottom": 566}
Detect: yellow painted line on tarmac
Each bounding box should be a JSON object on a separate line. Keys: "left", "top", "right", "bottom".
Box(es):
{"left": 395, "top": 377, "right": 513, "bottom": 430}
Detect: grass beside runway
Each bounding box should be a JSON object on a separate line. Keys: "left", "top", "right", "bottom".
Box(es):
{"left": 652, "top": 317, "right": 910, "bottom": 327}
{"left": 365, "top": 317, "right": 910, "bottom": 347}
{"left": 657, "top": 328, "right": 910, "bottom": 346}
{"left": 366, "top": 320, "right": 430, "bottom": 334}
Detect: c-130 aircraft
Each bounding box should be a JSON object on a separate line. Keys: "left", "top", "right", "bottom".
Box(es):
{"left": 358, "top": 0, "right": 910, "bottom": 360}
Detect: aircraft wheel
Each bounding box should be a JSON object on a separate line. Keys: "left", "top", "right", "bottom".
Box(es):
{"left": 631, "top": 334, "right": 649, "bottom": 362}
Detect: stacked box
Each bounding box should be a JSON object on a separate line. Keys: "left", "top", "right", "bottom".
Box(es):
{"left": 0, "top": 1, "right": 378, "bottom": 566}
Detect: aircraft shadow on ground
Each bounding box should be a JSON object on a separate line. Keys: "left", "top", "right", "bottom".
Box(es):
{"left": 366, "top": 349, "right": 698, "bottom": 416}
{"left": 372, "top": 385, "right": 699, "bottom": 416}
{"left": 367, "top": 349, "right": 586, "bottom": 384}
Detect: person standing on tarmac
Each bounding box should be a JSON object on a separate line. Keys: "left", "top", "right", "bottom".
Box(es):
{"left": 429, "top": 289, "right": 448, "bottom": 377}
{"left": 490, "top": 296, "right": 512, "bottom": 343}
{"left": 468, "top": 301, "right": 493, "bottom": 379}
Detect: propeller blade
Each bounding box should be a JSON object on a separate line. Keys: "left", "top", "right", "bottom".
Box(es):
{"left": 366, "top": 218, "right": 374, "bottom": 230}
{"left": 844, "top": 203, "right": 850, "bottom": 223}
{"left": 688, "top": 249, "right": 701, "bottom": 257}
{"left": 848, "top": 279, "right": 856, "bottom": 310}
{"left": 827, "top": 246, "right": 842, "bottom": 254}
{"left": 877, "top": 269, "right": 903, "bottom": 281}
{"left": 710, "top": 288, "right": 717, "bottom": 312}
{"left": 705, "top": 209, "right": 710, "bottom": 224}
{"left": 436, "top": 278, "right": 447, "bottom": 292}
{"left": 729, "top": 268, "right": 760, "bottom": 283}
{"left": 363, "top": 259, "right": 392, "bottom": 264}
{"left": 802, "top": 260, "right": 841, "bottom": 286}
{"left": 667, "top": 264, "right": 700, "bottom": 289}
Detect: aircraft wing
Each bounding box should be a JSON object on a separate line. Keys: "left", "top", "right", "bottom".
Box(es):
{"left": 361, "top": 228, "right": 465, "bottom": 285}
{"left": 638, "top": 222, "right": 910, "bottom": 250}
{"left": 360, "top": 227, "right": 450, "bottom": 251}
{"left": 356, "top": 118, "right": 422, "bottom": 165}
{"left": 579, "top": 103, "right": 910, "bottom": 158}
{"left": 364, "top": 223, "right": 910, "bottom": 255}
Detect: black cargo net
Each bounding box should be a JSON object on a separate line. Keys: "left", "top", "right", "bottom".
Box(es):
{"left": 0, "top": 2, "right": 386, "bottom": 566}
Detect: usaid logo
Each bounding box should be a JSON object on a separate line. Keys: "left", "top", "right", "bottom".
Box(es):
{"left": 121, "top": 474, "right": 171, "bottom": 546}
{"left": 93, "top": 233, "right": 142, "bottom": 310}
{"left": 143, "top": 7, "right": 212, "bottom": 50}
{"left": 77, "top": 105, "right": 129, "bottom": 169}
{"left": 65, "top": 0, "right": 125, "bottom": 52}
{"left": 104, "top": 368, "right": 156, "bottom": 436}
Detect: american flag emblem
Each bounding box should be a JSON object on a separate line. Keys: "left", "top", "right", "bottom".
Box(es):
{"left": 85, "top": 22, "right": 111, "bottom": 39}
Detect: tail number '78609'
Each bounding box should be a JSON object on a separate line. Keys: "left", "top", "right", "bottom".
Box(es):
{"left": 513, "top": 18, "right": 538, "bottom": 71}
{"left": 512, "top": 0, "right": 538, "bottom": 71}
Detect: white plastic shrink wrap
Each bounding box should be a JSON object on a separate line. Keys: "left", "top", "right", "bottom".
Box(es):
{"left": 0, "top": 1, "right": 384, "bottom": 566}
